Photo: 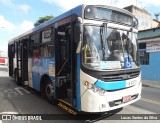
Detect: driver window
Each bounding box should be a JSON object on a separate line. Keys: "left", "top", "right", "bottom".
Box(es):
{"left": 83, "top": 26, "right": 100, "bottom": 65}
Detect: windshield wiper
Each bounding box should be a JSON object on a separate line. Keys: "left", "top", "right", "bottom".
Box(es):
{"left": 125, "top": 29, "right": 132, "bottom": 60}
{"left": 100, "top": 23, "right": 107, "bottom": 61}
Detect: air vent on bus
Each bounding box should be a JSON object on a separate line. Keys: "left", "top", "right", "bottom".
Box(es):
{"left": 100, "top": 71, "right": 140, "bottom": 82}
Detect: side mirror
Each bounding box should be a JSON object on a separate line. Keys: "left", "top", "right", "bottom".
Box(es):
{"left": 74, "top": 23, "right": 82, "bottom": 43}
{"left": 133, "top": 17, "right": 138, "bottom": 28}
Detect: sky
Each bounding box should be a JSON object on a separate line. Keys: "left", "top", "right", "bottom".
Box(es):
{"left": 0, "top": 0, "right": 160, "bottom": 53}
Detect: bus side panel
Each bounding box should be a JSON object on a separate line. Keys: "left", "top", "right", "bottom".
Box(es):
{"left": 32, "top": 49, "right": 40, "bottom": 91}
{"left": 32, "top": 56, "right": 55, "bottom": 91}
{"left": 38, "top": 57, "right": 55, "bottom": 78}
{"left": 38, "top": 57, "right": 55, "bottom": 90}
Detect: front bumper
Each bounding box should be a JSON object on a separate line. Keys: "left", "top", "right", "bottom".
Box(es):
{"left": 81, "top": 82, "right": 142, "bottom": 112}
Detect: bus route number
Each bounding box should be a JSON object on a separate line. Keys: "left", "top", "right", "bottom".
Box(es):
{"left": 126, "top": 79, "right": 137, "bottom": 87}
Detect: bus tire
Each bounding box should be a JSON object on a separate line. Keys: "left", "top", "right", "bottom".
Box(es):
{"left": 43, "top": 80, "right": 57, "bottom": 104}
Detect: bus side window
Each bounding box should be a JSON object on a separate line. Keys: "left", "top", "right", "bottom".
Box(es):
{"left": 61, "top": 38, "right": 67, "bottom": 60}
{"left": 28, "top": 46, "right": 33, "bottom": 57}
{"left": 32, "top": 47, "right": 39, "bottom": 66}
{"left": 31, "top": 33, "right": 40, "bottom": 44}
{"left": 28, "top": 37, "right": 34, "bottom": 57}
{"left": 47, "top": 45, "right": 54, "bottom": 57}
{"left": 12, "top": 44, "right": 15, "bottom": 58}
{"left": 39, "top": 45, "right": 54, "bottom": 58}
{"left": 40, "top": 46, "right": 45, "bottom": 57}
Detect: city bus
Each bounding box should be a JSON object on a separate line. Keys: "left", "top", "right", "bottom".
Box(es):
{"left": 8, "top": 4, "right": 141, "bottom": 113}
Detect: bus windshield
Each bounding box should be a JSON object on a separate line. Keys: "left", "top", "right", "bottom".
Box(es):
{"left": 82, "top": 25, "right": 139, "bottom": 71}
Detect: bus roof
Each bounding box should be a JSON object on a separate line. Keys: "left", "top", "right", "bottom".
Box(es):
{"left": 8, "top": 4, "right": 134, "bottom": 44}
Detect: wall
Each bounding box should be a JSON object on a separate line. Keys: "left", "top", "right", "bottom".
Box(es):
{"left": 138, "top": 28, "right": 160, "bottom": 81}
{"left": 152, "top": 20, "right": 159, "bottom": 28}
{"left": 141, "top": 52, "right": 160, "bottom": 80}
{"left": 138, "top": 28, "right": 160, "bottom": 39}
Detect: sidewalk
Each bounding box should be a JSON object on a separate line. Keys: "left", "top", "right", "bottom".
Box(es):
{"left": 0, "top": 65, "right": 8, "bottom": 77}
{"left": 142, "top": 80, "right": 160, "bottom": 89}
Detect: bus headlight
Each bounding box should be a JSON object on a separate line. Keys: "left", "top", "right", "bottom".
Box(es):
{"left": 83, "top": 81, "right": 106, "bottom": 95}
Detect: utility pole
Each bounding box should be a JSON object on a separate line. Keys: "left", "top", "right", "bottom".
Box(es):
{"left": 155, "top": 13, "right": 160, "bottom": 21}
{"left": 136, "top": 0, "right": 138, "bottom": 6}
{"left": 115, "top": 0, "right": 117, "bottom": 6}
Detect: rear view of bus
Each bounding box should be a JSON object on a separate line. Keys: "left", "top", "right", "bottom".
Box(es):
{"left": 79, "top": 5, "right": 141, "bottom": 112}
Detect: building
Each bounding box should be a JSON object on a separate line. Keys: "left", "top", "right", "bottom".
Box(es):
{"left": 153, "top": 19, "right": 160, "bottom": 28}
{"left": 124, "top": 5, "right": 159, "bottom": 30}
{"left": 124, "top": 5, "right": 160, "bottom": 81}
{"left": 138, "top": 27, "right": 160, "bottom": 80}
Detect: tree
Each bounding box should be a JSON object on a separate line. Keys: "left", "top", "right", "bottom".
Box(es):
{"left": 34, "top": 15, "right": 54, "bottom": 27}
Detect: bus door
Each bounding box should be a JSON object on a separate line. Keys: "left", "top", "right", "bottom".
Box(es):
{"left": 16, "top": 39, "right": 29, "bottom": 85}
{"left": 21, "top": 39, "right": 28, "bottom": 85}
{"left": 15, "top": 41, "right": 22, "bottom": 85}
{"left": 8, "top": 44, "right": 14, "bottom": 77}
{"left": 55, "top": 24, "right": 74, "bottom": 105}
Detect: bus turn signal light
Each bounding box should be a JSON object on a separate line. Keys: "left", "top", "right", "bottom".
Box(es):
{"left": 84, "top": 81, "right": 89, "bottom": 87}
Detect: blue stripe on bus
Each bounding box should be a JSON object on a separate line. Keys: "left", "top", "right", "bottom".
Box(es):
{"left": 95, "top": 80, "right": 126, "bottom": 91}
{"left": 76, "top": 54, "right": 81, "bottom": 110}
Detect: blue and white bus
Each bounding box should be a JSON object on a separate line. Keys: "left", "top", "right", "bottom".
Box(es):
{"left": 8, "top": 4, "right": 141, "bottom": 113}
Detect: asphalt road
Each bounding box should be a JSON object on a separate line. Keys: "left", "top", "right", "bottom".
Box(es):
{"left": 132, "top": 86, "right": 160, "bottom": 113}
{"left": 0, "top": 65, "right": 159, "bottom": 123}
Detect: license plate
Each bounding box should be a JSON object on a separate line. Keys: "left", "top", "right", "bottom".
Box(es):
{"left": 123, "top": 95, "right": 132, "bottom": 102}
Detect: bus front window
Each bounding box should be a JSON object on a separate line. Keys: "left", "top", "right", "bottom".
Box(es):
{"left": 83, "top": 26, "right": 100, "bottom": 69}
{"left": 82, "top": 25, "right": 139, "bottom": 70}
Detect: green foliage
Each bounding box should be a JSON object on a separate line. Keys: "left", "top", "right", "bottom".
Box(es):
{"left": 34, "top": 15, "right": 54, "bottom": 26}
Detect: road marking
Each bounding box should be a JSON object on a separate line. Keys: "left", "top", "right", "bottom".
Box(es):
{"left": 141, "top": 98, "right": 160, "bottom": 105}
{"left": 0, "top": 112, "right": 18, "bottom": 114}
{"left": 4, "top": 89, "right": 18, "bottom": 98}
{"left": 14, "top": 87, "right": 30, "bottom": 95}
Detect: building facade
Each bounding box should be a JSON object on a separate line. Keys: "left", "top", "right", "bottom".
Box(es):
{"left": 124, "top": 5, "right": 159, "bottom": 30}
{"left": 138, "top": 27, "right": 160, "bottom": 80}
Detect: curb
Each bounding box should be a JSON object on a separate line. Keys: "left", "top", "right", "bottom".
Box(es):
{"left": 142, "top": 84, "right": 160, "bottom": 89}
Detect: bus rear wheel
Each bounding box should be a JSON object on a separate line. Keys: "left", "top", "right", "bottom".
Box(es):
{"left": 43, "top": 80, "right": 57, "bottom": 104}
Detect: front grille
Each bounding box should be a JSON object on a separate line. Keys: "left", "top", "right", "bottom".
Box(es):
{"left": 101, "top": 71, "right": 140, "bottom": 82}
